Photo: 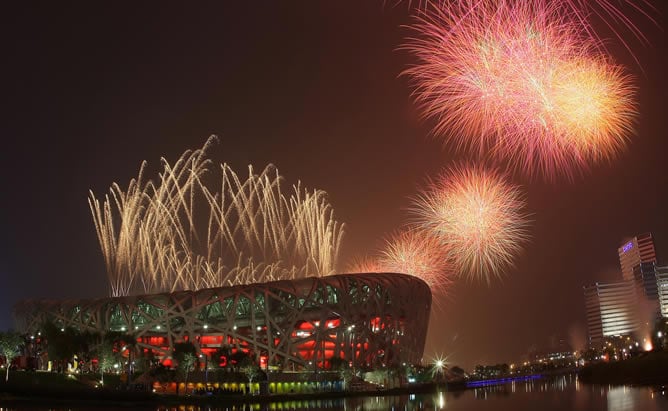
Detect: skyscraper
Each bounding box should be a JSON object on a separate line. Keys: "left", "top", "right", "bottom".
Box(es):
{"left": 618, "top": 233, "right": 660, "bottom": 316}
{"left": 657, "top": 266, "right": 668, "bottom": 319}
{"left": 583, "top": 281, "right": 638, "bottom": 347}
{"left": 618, "top": 233, "right": 657, "bottom": 281}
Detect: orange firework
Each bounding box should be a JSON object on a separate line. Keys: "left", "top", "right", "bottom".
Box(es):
{"left": 403, "top": 0, "right": 637, "bottom": 179}
{"left": 379, "top": 229, "right": 452, "bottom": 294}
{"left": 548, "top": 56, "right": 636, "bottom": 162}
{"left": 411, "top": 166, "right": 530, "bottom": 283}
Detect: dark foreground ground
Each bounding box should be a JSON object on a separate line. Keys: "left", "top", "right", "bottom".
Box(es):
{"left": 578, "top": 350, "right": 668, "bottom": 386}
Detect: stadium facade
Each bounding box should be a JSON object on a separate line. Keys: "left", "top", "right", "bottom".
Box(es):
{"left": 14, "top": 273, "right": 431, "bottom": 369}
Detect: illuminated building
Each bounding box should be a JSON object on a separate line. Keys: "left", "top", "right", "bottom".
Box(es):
{"left": 618, "top": 233, "right": 656, "bottom": 281}
{"left": 657, "top": 266, "right": 668, "bottom": 318}
{"left": 14, "top": 273, "right": 431, "bottom": 369}
{"left": 583, "top": 281, "right": 638, "bottom": 346}
{"left": 617, "top": 233, "right": 661, "bottom": 319}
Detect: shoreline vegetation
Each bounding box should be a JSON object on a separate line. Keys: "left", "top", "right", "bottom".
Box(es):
{"left": 577, "top": 350, "right": 668, "bottom": 386}
{"left": 2, "top": 352, "right": 667, "bottom": 407}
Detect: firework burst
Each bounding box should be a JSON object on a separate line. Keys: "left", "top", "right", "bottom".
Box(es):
{"left": 89, "top": 136, "right": 345, "bottom": 297}
{"left": 548, "top": 56, "right": 636, "bottom": 161}
{"left": 379, "top": 229, "right": 452, "bottom": 294}
{"left": 411, "top": 166, "right": 530, "bottom": 283}
{"left": 403, "top": 0, "right": 637, "bottom": 179}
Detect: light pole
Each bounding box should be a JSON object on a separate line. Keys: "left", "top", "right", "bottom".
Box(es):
{"left": 199, "top": 353, "right": 209, "bottom": 385}
{"left": 347, "top": 325, "right": 356, "bottom": 375}
{"left": 122, "top": 345, "right": 133, "bottom": 386}
{"left": 432, "top": 357, "right": 446, "bottom": 384}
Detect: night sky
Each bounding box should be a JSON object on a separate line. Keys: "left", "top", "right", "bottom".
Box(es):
{"left": 1, "top": 2, "right": 666, "bottom": 370}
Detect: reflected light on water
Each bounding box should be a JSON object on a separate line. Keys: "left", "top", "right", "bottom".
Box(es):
{"left": 608, "top": 386, "right": 635, "bottom": 411}
{"left": 438, "top": 391, "right": 445, "bottom": 409}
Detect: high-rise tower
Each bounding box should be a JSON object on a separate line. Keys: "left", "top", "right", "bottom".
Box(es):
{"left": 657, "top": 266, "right": 668, "bottom": 319}
{"left": 618, "top": 233, "right": 657, "bottom": 281}
{"left": 618, "top": 233, "right": 660, "bottom": 308}
{"left": 583, "top": 281, "right": 638, "bottom": 346}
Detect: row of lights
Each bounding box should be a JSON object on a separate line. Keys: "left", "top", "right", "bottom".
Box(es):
{"left": 61, "top": 319, "right": 408, "bottom": 339}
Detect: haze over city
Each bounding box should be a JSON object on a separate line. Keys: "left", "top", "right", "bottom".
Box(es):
{"left": 1, "top": 1, "right": 666, "bottom": 371}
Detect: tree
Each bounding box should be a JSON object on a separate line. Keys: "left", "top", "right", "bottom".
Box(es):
{"left": 449, "top": 365, "right": 467, "bottom": 380}
{"left": 103, "top": 331, "right": 137, "bottom": 384}
{"left": 242, "top": 363, "right": 261, "bottom": 394}
{"left": 97, "top": 340, "right": 117, "bottom": 386}
{"left": 0, "top": 331, "right": 23, "bottom": 382}
{"left": 42, "top": 322, "right": 78, "bottom": 371}
{"left": 329, "top": 357, "right": 353, "bottom": 388}
{"left": 173, "top": 341, "right": 197, "bottom": 395}
{"left": 234, "top": 351, "right": 260, "bottom": 394}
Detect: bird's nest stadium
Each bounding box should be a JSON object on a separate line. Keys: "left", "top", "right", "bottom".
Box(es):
{"left": 14, "top": 273, "right": 431, "bottom": 370}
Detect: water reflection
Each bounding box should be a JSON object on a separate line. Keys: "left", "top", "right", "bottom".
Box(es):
{"left": 0, "top": 377, "right": 666, "bottom": 411}
{"left": 150, "top": 378, "right": 665, "bottom": 411}
{"left": 608, "top": 386, "right": 638, "bottom": 411}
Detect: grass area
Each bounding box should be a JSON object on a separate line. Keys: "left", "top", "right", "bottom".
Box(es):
{"left": 0, "top": 370, "right": 154, "bottom": 403}
{"left": 1, "top": 370, "right": 90, "bottom": 392}
{"left": 578, "top": 350, "right": 668, "bottom": 385}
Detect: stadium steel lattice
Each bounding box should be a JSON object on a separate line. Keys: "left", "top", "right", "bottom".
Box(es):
{"left": 14, "top": 273, "right": 431, "bottom": 369}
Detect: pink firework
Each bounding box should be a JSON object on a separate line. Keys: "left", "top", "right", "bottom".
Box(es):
{"left": 379, "top": 229, "right": 452, "bottom": 294}
{"left": 403, "top": 0, "right": 637, "bottom": 179}
{"left": 345, "top": 256, "right": 385, "bottom": 274}
{"left": 402, "top": 1, "right": 659, "bottom": 63}
{"left": 411, "top": 166, "right": 530, "bottom": 283}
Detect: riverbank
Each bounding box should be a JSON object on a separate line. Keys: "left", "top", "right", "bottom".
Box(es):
{"left": 0, "top": 372, "right": 451, "bottom": 408}
{"left": 578, "top": 350, "right": 668, "bottom": 386}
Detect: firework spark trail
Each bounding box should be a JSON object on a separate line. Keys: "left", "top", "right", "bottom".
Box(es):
{"left": 403, "top": 0, "right": 637, "bottom": 179}
{"left": 402, "top": 0, "right": 659, "bottom": 64}
{"left": 559, "top": 0, "right": 659, "bottom": 68}
{"left": 89, "top": 136, "right": 345, "bottom": 297}
{"left": 411, "top": 166, "right": 530, "bottom": 283}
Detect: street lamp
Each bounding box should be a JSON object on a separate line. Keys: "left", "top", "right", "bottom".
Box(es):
{"left": 199, "top": 353, "right": 209, "bottom": 385}
{"left": 347, "top": 325, "right": 356, "bottom": 372}
{"left": 121, "top": 345, "right": 133, "bottom": 386}
{"left": 431, "top": 355, "right": 448, "bottom": 383}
